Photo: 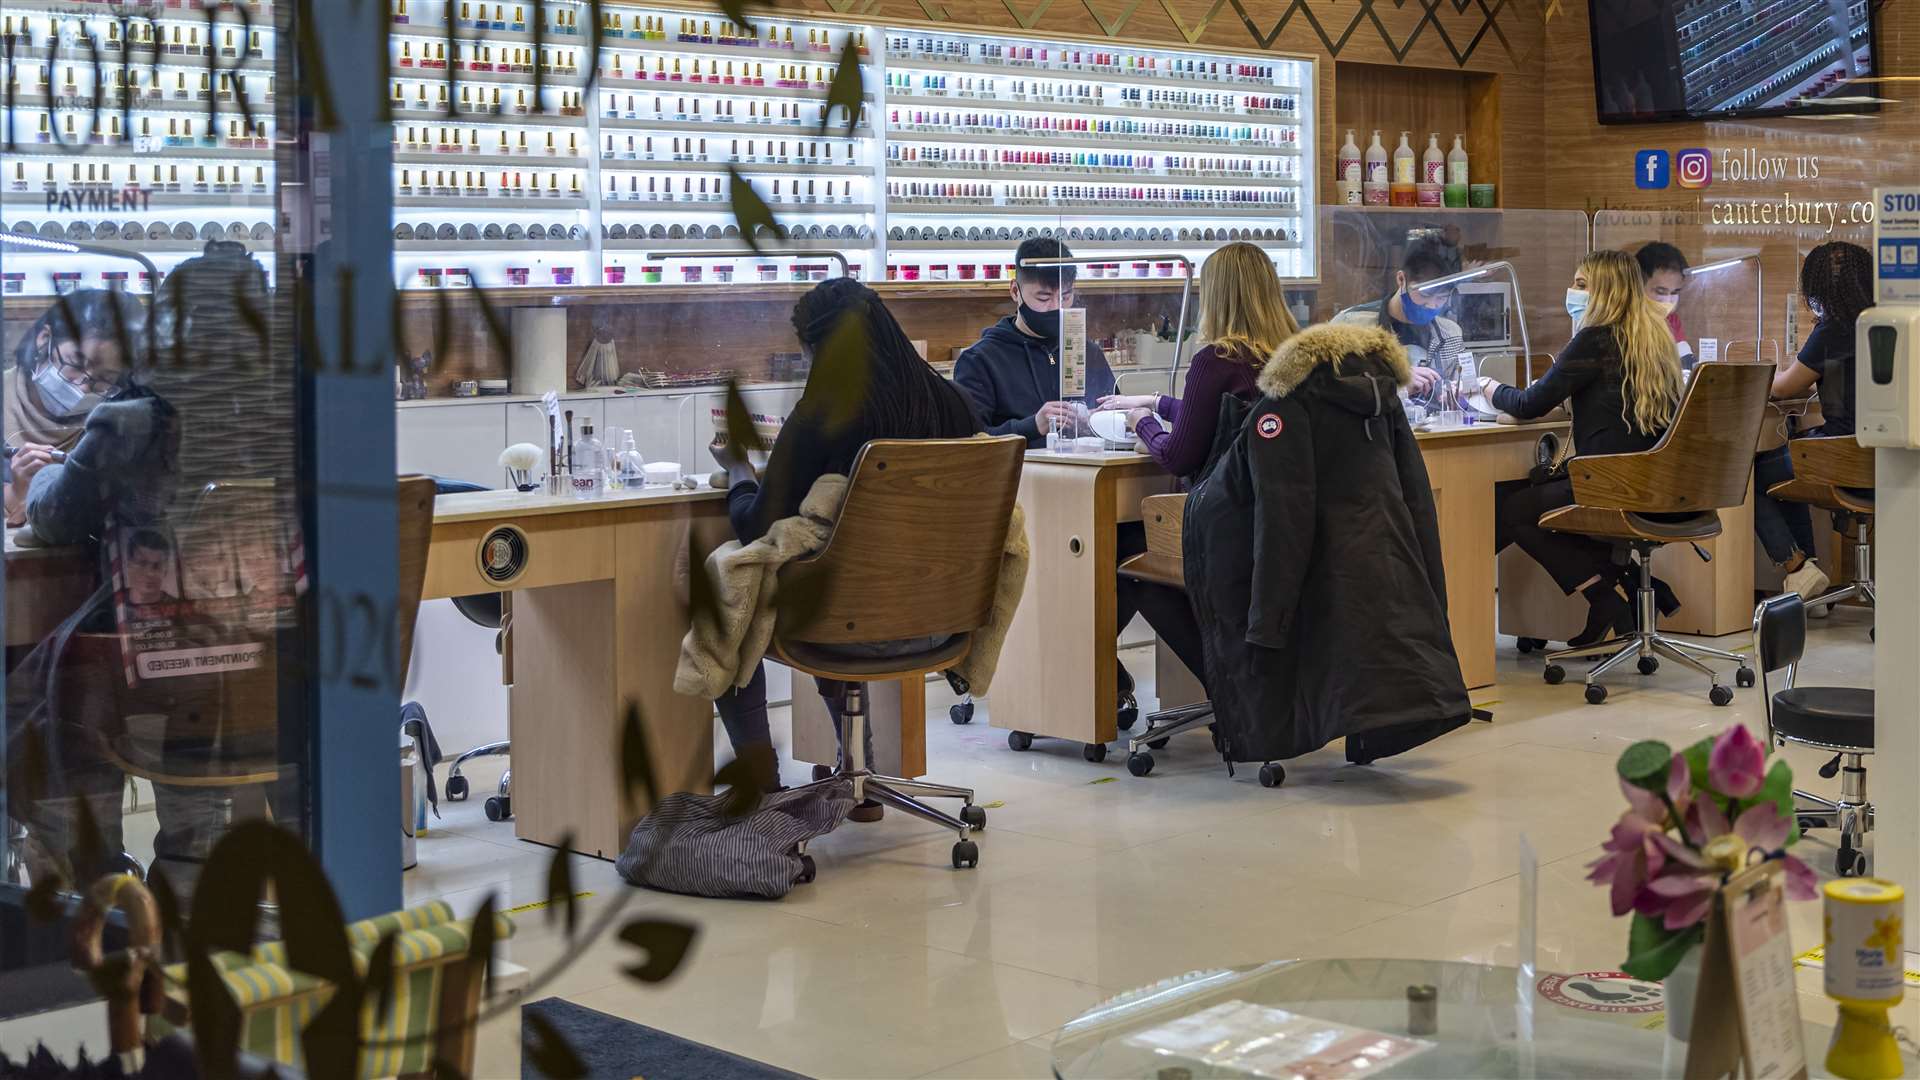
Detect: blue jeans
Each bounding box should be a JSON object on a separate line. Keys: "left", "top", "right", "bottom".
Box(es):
{"left": 1753, "top": 445, "right": 1816, "bottom": 565}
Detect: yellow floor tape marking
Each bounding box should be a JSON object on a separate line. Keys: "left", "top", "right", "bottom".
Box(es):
{"left": 1088, "top": 777, "right": 1118, "bottom": 785}
{"left": 503, "top": 891, "right": 595, "bottom": 916}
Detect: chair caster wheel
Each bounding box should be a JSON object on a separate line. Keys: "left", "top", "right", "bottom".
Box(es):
{"left": 960, "top": 804, "right": 986, "bottom": 831}
{"left": 1257, "top": 763, "right": 1284, "bottom": 788}
{"left": 795, "top": 854, "right": 817, "bottom": 884}
{"left": 950, "top": 701, "right": 974, "bottom": 725}
{"left": 1117, "top": 694, "right": 1138, "bottom": 732}
{"left": 952, "top": 839, "right": 979, "bottom": 869}
{"left": 1735, "top": 667, "right": 1755, "bottom": 688}
{"left": 1007, "top": 730, "right": 1033, "bottom": 752}
{"left": 1837, "top": 845, "right": 1868, "bottom": 878}
{"left": 1517, "top": 637, "right": 1547, "bottom": 655}
{"left": 1082, "top": 742, "right": 1107, "bottom": 763}
{"left": 1543, "top": 664, "right": 1566, "bottom": 686}
{"left": 1637, "top": 656, "right": 1659, "bottom": 676}
{"left": 1584, "top": 683, "right": 1608, "bottom": 705}
{"left": 1709, "top": 684, "right": 1734, "bottom": 707}
{"left": 484, "top": 795, "right": 510, "bottom": 821}
{"left": 1147, "top": 737, "right": 1170, "bottom": 751}
{"left": 812, "top": 764, "right": 833, "bottom": 782}
{"left": 1127, "top": 752, "right": 1154, "bottom": 777}
{"left": 445, "top": 775, "right": 469, "bottom": 801}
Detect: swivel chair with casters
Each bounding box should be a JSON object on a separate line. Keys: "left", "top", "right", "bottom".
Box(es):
{"left": 1119, "top": 494, "right": 1213, "bottom": 778}
{"left": 422, "top": 477, "right": 515, "bottom": 821}
{"left": 1764, "top": 435, "right": 1875, "bottom": 622}
{"left": 779, "top": 435, "right": 1025, "bottom": 870}
{"left": 1536, "top": 362, "right": 1772, "bottom": 706}
{"left": 1753, "top": 591, "right": 1875, "bottom": 877}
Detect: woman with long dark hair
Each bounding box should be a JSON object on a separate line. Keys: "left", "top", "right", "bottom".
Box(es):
{"left": 1752, "top": 240, "right": 1875, "bottom": 608}
{"left": 711, "top": 278, "right": 980, "bottom": 813}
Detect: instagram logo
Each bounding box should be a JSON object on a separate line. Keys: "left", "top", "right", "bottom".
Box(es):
{"left": 1676, "top": 148, "right": 1712, "bottom": 189}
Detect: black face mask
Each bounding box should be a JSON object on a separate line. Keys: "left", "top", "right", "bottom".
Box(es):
{"left": 1020, "top": 303, "right": 1062, "bottom": 341}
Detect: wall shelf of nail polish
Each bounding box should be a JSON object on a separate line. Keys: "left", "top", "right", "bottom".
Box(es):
{"left": 598, "top": 160, "right": 869, "bottom": 177}
{"left": 600, "top": 238, "right": 870, "bottom": 252}
{"left": 394, "top": 193, "right": 591, "bottom": 210}
{"left": 886, "top": 92, "right": 1290, "bottom": 128}
{"left": 888, "top": 165, "right": 1301, "bottom": 190}
{"left": 883, "top": 126, "right": 1301, "bottom": 157}
{"left": 397, "top": 238, "right": 589, "bottom": 252}
{"left": 888, "top": 237, "right": 1302, "bottom": 252}
{"left": 599, "top": 115, "right": 873, "bottom": 140}
{"left": 876, "top": 52, "right": 1304, "bottom": 96}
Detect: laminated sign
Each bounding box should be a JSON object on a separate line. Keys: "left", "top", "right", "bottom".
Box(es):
{"left": 108, "top": 510, "right": 306, "bottom": 687}
{"left": 1876, "top": 187, "right": 1920, "bottom": 306}
{"left": 1060, "top": 308, "right": 1088, "bottom": 398}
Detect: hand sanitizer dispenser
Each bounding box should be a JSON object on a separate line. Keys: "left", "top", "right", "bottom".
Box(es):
{"left": 1854, "top": 308, "right": 1920, "bottom": 448}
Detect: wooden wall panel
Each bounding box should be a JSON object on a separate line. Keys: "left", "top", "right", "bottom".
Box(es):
{"left": 1542, "top": 0, "right": 1918, "bottom": 351}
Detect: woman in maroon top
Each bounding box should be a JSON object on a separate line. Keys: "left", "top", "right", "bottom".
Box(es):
{"left": 1098, "top": 242, "right": 1301, "bottom": 480}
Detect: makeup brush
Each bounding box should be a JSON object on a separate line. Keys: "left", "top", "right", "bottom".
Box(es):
{"left": 564, "top": 409, "right": 575, "bottom": 472}
{"left": 499, "top": 442, "right": 542, "bottom": 492}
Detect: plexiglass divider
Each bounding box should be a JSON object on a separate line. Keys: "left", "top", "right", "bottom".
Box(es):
{"left": 1592, "top": 212, "right": 1769, "bottom": 368}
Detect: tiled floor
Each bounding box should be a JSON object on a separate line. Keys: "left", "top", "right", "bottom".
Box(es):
{"left": 392, "top": 610, "right": 1908, "bottom": 1079}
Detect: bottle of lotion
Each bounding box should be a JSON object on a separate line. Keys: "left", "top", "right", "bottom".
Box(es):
{"left": 1338, "top": 129, "right": 1362, "bottom": 205}
{"left": 1444, "top": 134, "right": 1470, "bottom": 207}
{"left": 1417, "top": 133, "right": 1444, "bottom": 207}
{"left": 1389, "top": 131, "right": 1416, "bottom": 206}
{"left": 1363, "top": 129, "right": 1388, "bottom": 206}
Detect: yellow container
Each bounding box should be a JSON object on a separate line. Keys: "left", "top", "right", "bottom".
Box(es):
{"left": 1822, "top": 878, "right": 1904, "bottom": 1080}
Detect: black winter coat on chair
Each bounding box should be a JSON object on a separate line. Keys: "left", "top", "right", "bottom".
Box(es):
{"left": 1184, "top": 323, "right": 1471, "bottom": 767}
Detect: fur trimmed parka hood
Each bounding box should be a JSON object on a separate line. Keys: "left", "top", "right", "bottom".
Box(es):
{"left": 1257, "top": 323, "right": 1413, "bottom": 401}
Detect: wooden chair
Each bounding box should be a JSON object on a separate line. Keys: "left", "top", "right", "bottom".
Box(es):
{"left": 1117, "top": 494, "right": 1212, "bottom": 779}
{"left": 1537, "top": 362, "right": 1772, "bottom": 706}
{"left": 774, "top": 435, "right": 1024, "bottom": 870}
{"left": 1765, "top": 435, "right": 1875, "bottom": 617}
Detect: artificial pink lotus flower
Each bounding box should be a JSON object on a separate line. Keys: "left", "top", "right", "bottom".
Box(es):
{"left": 1636, "top": 801, "right": 1816, "bottom": 931}
{"left": 1707, "top": 724, "right": 1766, "bottom": 799}
{"left": 1586, "top": 753, "right": 1689, "bottom": 917}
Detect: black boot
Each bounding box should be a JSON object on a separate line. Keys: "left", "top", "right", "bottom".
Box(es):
{"left": 1569, "top": 580, "right": 1632, "bottom": 648}
{"left": 1650, "top": 576, "right": 1681, "bottom": 618}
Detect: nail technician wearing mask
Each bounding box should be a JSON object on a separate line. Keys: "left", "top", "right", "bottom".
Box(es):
{"left": 952, "top": 237, "right": 1116, "bottom": 446}
{"left": 1330, "top": 236, "right": 1465, "bottom": 404}
{"left": 1478, "top": 250, "right": 1686, "bottom": 647}
{"left": 5, "top": 290, "right": 141, "bottom": 527}
{"left": 1635, "top": 242, "right": 1690, "bottom": 348}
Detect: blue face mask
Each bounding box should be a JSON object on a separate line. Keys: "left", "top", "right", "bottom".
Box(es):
{"left": 1565, "top": 288, "right": 1591, "bottom": 329}
{"left": 1399, "top": 289, "right": 1444, "bottom": 326}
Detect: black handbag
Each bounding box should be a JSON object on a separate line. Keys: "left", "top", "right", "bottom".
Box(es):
{"left": 1529, "top": 430, "right": 1572, "bottom": 485}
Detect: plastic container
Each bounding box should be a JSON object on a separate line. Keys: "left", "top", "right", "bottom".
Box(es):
{"left": 1469, "top": 183, "right": 1497, "bottom": 208}
{"left": 642, "top": 461, "right": 681, "bottom": 487}
{"left": 1443, "top": 184, "right": 1468, "bottom": 208}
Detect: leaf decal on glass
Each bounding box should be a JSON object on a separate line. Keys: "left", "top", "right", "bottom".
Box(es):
{"left": 618, "top": 917, "right": 697, "bottom": 983}
{"left": 817, "top": 37, "right": 864, "bottom": 138}
{"left": 726, "top": 166, "right": 779, "bottom": 255}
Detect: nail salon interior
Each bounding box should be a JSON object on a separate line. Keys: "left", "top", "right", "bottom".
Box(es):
{"left": 3, "top": 0, "right": 1920, "bottom": 1077}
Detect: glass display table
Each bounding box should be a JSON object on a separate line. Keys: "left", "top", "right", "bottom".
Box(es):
{"left": 1052, "top": 958, "right": 1673, "bottom": 1079}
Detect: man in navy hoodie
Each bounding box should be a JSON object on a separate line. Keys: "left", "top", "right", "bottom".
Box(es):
{"left": 955, "top": 238, "right": 1175, "bottom": 734}
{"left": 953, "top": 238, "right": 1116, "bottom": 446}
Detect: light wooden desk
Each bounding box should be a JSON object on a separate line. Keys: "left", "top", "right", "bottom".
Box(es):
{"left": 426, "top": 485, "right": 734, "bottom": 859}
{"left": 990, "top": 425, "right": 1567, "bottom": 755}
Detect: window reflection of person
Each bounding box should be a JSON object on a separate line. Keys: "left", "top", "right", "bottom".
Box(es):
{"left": 179, "top": 527, "right": 238, "bottom": 600}
{"left": 5, "top": 290, "right": 141, "bottom": 526}
{"left": 124, "top": 530, "right": 179, "bottom": 606}
{"left": 233, "top": 527, "right": 285, "bottom": 598}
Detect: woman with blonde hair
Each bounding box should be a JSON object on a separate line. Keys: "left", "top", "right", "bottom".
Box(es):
{"left": 1480, "top": 248, "right": 1685, "bottom": 645}
{"left": 1097, "top": 241, "right": 1299, "bottom": 479}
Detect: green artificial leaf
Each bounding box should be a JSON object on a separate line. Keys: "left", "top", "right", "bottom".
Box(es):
{"left": 816, "top": 37, "right": 864, "bottom": 138}
{"left": 723, "top": 378, "right": 767, "bottom": 458}
{"left": 365, "top": 931, "right": 401, "bottom": 1021}
{"left": 619, "top": 700, "right": 660, "bottom": 817}
{"left": 715, "top": 0, "right": 760, "bottom": 34}
{"left": 808, "top": 308, "right": 870, "bottom": 436}
{"left": 1616, "top": 740, "right": 1674, "bottom": 792}
{"left": 1620, "top": 912, "right": 1704, "bottom": 982}
{"left": 1681, "top": 735, "right": 1715, "bottom": 791}
{"left": 726, "top": 166, "right": 779, "bottom": 255}
{"left": 545, "top": 838, "right": 580, "bottom": 939}
{"left": 24, "top": 874, "right": 67, "bottom": 924}
{"left": 618, "top": 917, "right": 698, "bottom": 983}
{"left": 469, "top": 893, "right": 499, "bottom": 1001}
{"left": 523, "top": 1011, "right": 589, "bottom": 1078}
{"left": 713, "top": 749, "right": 772, "bottom": 819}
{"left": 1753, "top": 758, "right": 1800, "bottom": 845}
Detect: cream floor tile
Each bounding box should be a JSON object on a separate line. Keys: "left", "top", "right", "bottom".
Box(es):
{"left": 560, "top": 916, "right": 1107, "bottom": 1079}
{"left": 917, "top": 1035, "right": 1056, "bottom": 1079}
{"left": 859, "top": 846, "right": 1410, "bottom": 991}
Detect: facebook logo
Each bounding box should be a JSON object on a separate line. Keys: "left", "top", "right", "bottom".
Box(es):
{"left": 1635, "top": 150, "right": 1670, "bottom": 189}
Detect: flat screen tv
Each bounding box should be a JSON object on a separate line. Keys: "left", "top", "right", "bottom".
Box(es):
{"left": 1591, "top": 0, "right": 1877, "bottom": 123}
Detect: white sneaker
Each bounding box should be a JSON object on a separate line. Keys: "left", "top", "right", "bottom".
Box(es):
{"left": 1783, "top": 561, "right": 1831, "bottom": 616}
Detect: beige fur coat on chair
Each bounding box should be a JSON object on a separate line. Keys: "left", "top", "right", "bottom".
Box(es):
{"left": 674, "top": 473, "right": 1029, "bottom": 700}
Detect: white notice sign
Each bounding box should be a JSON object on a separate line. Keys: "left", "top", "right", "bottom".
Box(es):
{"left": 1060, "top": 308, "right": 1088, "bottom": 399}
{"left": 1875, "top": 187, "right": 1920, "bottom": 305}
